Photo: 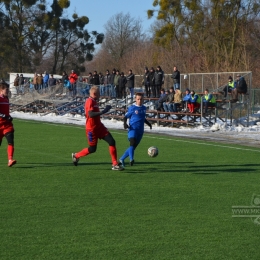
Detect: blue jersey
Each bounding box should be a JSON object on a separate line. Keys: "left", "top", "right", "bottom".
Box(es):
{"left": 125, "top": 104, "right": 147, "bottom": 132}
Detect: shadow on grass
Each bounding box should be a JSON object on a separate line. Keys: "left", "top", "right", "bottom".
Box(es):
{"left": 122, "top": 161, "right": 260, "bottom": 174}
{"left": 8, "top": 162, "right": 260, "bottom": 175}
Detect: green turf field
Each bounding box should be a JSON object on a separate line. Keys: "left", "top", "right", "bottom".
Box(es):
{"left": 0, "top": 119, "right": 260, "bottom": 259}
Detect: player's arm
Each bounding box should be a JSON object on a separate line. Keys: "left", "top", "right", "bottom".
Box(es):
{"left": 123, "top": 108, "right": 132, "bottom": 129}
{"left": 144, "top": 119, "right": 152, "bottom": 129}
{"left": 123, "top": 116, "right": 129, "bottom": 129}
{"left": 88, "top": 105, "right": 112, "bottom": 118}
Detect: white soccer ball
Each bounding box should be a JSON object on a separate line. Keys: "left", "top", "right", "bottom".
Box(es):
{"left": 148, "top": 146, "right": 159, "bottom": 157}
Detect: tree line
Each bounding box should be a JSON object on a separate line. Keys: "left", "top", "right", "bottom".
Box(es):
{"left": 1, "top": 0, "right": 260, "bottom": 88}
{"left": 0, "top": 0, "right": 103, "bottom": 78}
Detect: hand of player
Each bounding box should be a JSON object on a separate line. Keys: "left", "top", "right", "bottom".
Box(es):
{"left": 102, "top": 105, "right": 112, "bottom": 114}
{"left": 123, "top": 122, "right": 129, "bottom": 129}
{"left": 2, "top": 114, "right": 13, "bottom": 121}
{"left": 7, "top": 115, "right": 13, "bottom": 122}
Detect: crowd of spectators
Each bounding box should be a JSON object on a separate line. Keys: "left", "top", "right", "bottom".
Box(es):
{"left": 12, "top": 68, "right": 247, "bottom": 114}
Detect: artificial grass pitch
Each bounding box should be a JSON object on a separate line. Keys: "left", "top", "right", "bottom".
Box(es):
{"left": 0, "top": 119, "right": 260, "bottom": 259}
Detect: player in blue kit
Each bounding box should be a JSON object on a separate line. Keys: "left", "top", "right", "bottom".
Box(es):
{"left": 118, "top": 92, "right": 152, "bottom": 167}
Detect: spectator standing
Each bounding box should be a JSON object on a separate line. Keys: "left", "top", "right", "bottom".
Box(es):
{"left": 71, "top": 86, "right": 124, "bottom": 171}
{"left": 126, "top": 69, "right": 135, "bottom": 100}
{"left": 33, "top": 73, "right": 38, "bottom": 91}
{"left": 18, "top": 74, "right": 24, "bottom": 94}
{"left": 154, "top": 66, "right": 164, "bottom": 97}
{"left": 69, "top": 70, "right": 78, "bottom": 97}
{"left": 99, "top": 72, "right": 104, "bottom": 96}
{"left": 149, "top": 67, "right": 156, "bottom": 97}
{"left": 92, "top": 71, "right": 100, "bottom": 86}
{"left": 43, "top": 71, "right": 49, "bottom": 92}
{"left": 171, "top": 66, "right": 180, "bottom": 90}
{"left": 143, "top": 67, "right": 151, "bottom": 98}
{"left": 48, "top": 74, "right": 57, "bottom": 88}
{"left": 114, "top": 70, "right": 120, "bottom": 98}
{"left": 110, "top": 68, "right": 116, "bottom": 97}
{"left": 88, "top": 72, "right": 94, "bottom": 85}
{"left": 61, "top": 71, "right": 69, "bottom": 86}
{"left": 36, "top": 74, "right": 43, "bottom": 93}
{"left": 104, "top": 70, "right": 111, "bottom": 97}
{"left": 14, "top": 74, "right": 19, "bottom": 94}
{"left": 118, "top": 72, "right": 127, "bottom": 99}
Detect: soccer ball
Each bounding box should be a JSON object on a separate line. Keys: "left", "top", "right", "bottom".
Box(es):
{"left": 148, "top": 146, "right": 159, "bottom": 157}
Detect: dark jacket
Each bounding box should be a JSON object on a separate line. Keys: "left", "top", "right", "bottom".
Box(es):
{"left": 148, "top": 71, "right": 155, "bottom": 85}
{"left": 92, "top": 74, "right": 100, "bottom": 85}
{"left": 165, "top": 91, "right": 174, "bottom": 103}
{"left": 126, "top": 73, "right": 135, "bottom": 88}
{"left": 99, "top": 75, "right": 104, "bottom": 85}
{"left": 143, "top": 71, "right": 150, "bottom": 85}
{"left": 19, "top": 76, "right": 24, "bottom": 85}
{"left": 88, "top": 75, "right": 94, "bottom": 85}
{"left": 171, "top": 70, "right": 180, "bottom": 84}
{"left": 62, "top": 74, "right": 69, "bottom": 85}
{"left": 110, "top": 72, "right": 116, "bottom": 85}
{"left": 158, "top": 93, "right": 167, "bottom": 103}
{"left": 154, "top": 70, "right": 164, "bottom": 85}
{"left": 104, "top": 74, "right": 111, "bottom": 85}
{"left": 48, "top": 77, "right": 57, "bottom": 86}
{"left": 118, "top": 75, "right": 127, "bottom": 88}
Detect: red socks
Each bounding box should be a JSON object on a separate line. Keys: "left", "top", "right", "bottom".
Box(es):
{"left": 109, "top": 146, "right": 117, "bottom": 166}
{"left": 7, "top": 145, "right": 14, "bottom": 160}
{"left": 75, "top": 148, "right": 90, "bottom": 158}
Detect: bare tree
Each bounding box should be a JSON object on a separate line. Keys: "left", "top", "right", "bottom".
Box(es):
{"left": 102, "top": 12, "right": 145, "bottom": 63}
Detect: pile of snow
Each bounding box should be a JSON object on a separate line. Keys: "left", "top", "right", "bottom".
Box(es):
{"left": 11, "top": 110, "right": 260, "bottom": 138}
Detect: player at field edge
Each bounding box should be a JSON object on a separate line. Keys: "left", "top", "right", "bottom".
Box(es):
{"left": 72, "top": 85, "right": 124, "bottom": 171}
{"left": 118, "top": 92, "right": 152, "bottom": 167}
{"left": 0, "top": 81, "right": 16, "bottom": 167}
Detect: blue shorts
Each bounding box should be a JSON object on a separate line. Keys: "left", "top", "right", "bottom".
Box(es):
{"left": 128, "top": 129, "right": 143, "bottom": 145}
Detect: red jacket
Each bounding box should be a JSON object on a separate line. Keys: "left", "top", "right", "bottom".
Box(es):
{"left": 69, "top": 72, "right": 78, "bottom": 84}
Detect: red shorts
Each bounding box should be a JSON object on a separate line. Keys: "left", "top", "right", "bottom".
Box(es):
{"left": 0, "top": 121, "right": 14, "bottom": 140}
{"left": 86, "top": 124, "right": 109, "bottom": 146}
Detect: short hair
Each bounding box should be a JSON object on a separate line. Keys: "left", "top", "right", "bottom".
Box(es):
{"left": 0, "top": 82, "right": 9, "bottom": 90}
{"left": 135, "top": 92, "right": 143, "bottom": 97}
{"left": 205, "top": 88, "right": 209, "bottom": 92}
{"left": 90, "top": 85, "right": 99, "bottom": 93}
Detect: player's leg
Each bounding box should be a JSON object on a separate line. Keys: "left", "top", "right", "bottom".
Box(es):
{"left": 102, "top": 132, "right": 124, "bottom": 170}
{"left": 102, "top": 132, "right": 117, "bottom": 165}
{"left": 4, "top": 131, "right": 16, "bottom": 167}
{"left": 72, "top": 130, "right": 97, "bottom": 166}
{"left": 119, "top": 129, "right": 135, "bottom": 164}
{"left": 128, "top": 133, "right": 143, "bottom": 166}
